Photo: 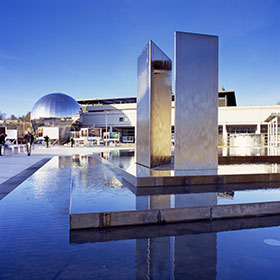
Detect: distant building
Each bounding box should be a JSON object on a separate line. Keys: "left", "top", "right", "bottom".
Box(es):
{"left": 76, "top": 89, "right": 280, "bottom": 147}
{"left": 26, "top": 89, "right": 280, "bottom": 147}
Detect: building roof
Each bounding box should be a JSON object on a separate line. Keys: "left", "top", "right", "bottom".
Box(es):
{"left": 218, "top": 90, "right": 237, "bottom": 106}
{"left": 77, "top": 97, "right": 137, "bottom": 105}
{"left": 264, "top": 113, "right": 280, "bottom": 122}
{"left": 77, "top": 90, "right": 237, "bottom": 106}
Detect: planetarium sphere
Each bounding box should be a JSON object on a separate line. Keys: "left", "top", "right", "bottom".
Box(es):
{"left": 31, "top": 93, "right": 80, "bottom": 120}
{"left": 31, "top": 93, "right": 81, "bottom": 144}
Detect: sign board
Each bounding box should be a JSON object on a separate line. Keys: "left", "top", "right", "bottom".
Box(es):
{"left": 88, "top": 128, "right": 101, "bottom": 137}
{"left": 80, "top": 128, "right": 88, "bottom": 137}
{"left": 6, "top": 129, "right": 17, "bottom": 140}
{"left": 40, "top": 127, "right": 59, "bottom": 139}
{"left": 103, "top": 132, "right": 119, "bottom": 140}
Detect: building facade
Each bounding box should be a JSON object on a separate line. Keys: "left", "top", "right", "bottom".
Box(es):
{"left": 78, "top": 90, "right": 280, "bottom": 146}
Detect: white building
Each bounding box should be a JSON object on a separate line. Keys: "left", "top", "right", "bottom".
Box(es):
{"left": 77, "top": 91, "right": 280, "bottom": 146}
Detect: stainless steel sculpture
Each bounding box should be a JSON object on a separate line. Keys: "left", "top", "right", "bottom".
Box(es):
{"left": 174, "top": 32, "right": 218, "bottom": 170}
{"left": 31, "top": 93, "right": 81, "bottom": 144}
{"left": 136, "top": 41, "right": 172, "bottom": 168}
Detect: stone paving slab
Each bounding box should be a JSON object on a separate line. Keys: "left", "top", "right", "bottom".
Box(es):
{"left": 70, "top": 201, "right": 280, "bottom": 230}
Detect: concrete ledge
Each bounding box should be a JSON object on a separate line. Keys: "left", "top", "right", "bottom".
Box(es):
{"left": 125, "top": 181, "right": 280, "bottom": 196}
{"left": 70, "top": 201, "right": 280, "bottom": 230}
{"left": 93, "top": 153, "right": 280, "bottom": 187}
{"left": 70, "top": 209, "right": 159, "bottom": 230}
{"left": 212, "top": 201, "right": 280, "bottom": 219}
{"left": 219, "top": 155, "right": 280, "bottom": 164}
{"left": 135, "top": 173, "right": 280, "bottom": 187}
{"left": 160, "top": 207, "right": 210, "bottom": 223}
{"left": 70, "top": 214, "right": 280, "bottom": 244}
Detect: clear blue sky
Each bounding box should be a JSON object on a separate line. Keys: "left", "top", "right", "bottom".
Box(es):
{"left": 0, "top": 0, "right": 279, "bottom": 116}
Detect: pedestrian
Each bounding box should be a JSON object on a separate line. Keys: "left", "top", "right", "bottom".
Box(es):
{"left": 0, "top": 132, "right": 7, "bottom": 156}
{"left": 70, "top": 137, "right": 74, "bottom": 147}
{"left": 24, "top": 131, "right": 34, "bottom": 156}
{"left": 44, "top": 135, "right": 50, "bottom": 148}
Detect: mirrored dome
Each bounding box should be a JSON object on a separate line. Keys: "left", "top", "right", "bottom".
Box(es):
{"left": 31, "top": 93, "right": 80, "bottom": 120}
{"left": 31, "top": 93, "right": 81, "bottom": 144}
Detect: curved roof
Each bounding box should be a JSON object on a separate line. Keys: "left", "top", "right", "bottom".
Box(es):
{"left": 31, "top": 93, "right": 80, "bottom": 120}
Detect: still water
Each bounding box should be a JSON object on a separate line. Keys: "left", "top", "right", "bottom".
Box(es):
{"left": 0, "top": 156, "right": 280, "bottom": 279}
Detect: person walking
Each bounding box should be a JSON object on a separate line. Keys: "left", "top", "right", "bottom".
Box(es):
{"left": 70, "top": 137, "right": 74, "bottom": 147}
{"left": 44, "top": 135, "right": 50, "bottom": 148}
{"left": 24, "top": 131, "right": 34, "bottom": 156}
{"left": 0, "top": 132, "right": 7, "bottom": 156}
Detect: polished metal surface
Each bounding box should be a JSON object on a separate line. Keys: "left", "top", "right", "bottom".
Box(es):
{"left": 31, "top": 93, "right": 80, "bottom": 120}
{"left": 174, "top": 32, "right": 218, "bottom": 170}
{"left": 136, "top": 41, "right": 172, "bottom": 168}
{"left": 31, "top": 93, "right": 81, "bottom": 144}
{"left": 136, "top": 43, "right": 150, "bottom": 166}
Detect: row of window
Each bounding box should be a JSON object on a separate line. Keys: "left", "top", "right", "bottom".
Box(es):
{"left": 218, "top": 125, "right": 268, "bottom": 135}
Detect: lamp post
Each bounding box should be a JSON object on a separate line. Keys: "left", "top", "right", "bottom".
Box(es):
{"left": 105, "top": 110, "right": 108, "bottom": 146}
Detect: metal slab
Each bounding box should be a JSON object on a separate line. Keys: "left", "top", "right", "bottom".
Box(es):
{"left": 174, "top": 32, "right": 218, "bottom": 170}
{"left": 136, "top": 41, "right": 172, "bottom": 168}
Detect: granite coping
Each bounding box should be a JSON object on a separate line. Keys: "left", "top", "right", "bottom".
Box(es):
{"left": 70, "top": 214, "right": 280, "bottom": 243}
{"left": 70, "top": 201, "right": 280, "bottom": 230}
{"left": 218, "top": 155, "right": 280, "bottom": 164}
{"left": 93, "top": 153, "right": 280, "bottom": 187}
{"left": 0, "top": 158, "right": 51, "bottom": 200}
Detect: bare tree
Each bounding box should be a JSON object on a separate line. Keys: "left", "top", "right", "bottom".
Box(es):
{"left": 0, "top": 111, "right": 6, "bottom": 120}
{"left": 10, "top": 114, "right": 18, "bottom": 120}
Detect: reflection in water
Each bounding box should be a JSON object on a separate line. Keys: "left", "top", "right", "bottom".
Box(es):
{"left": 1, "top": 156, "right": 280, "bottom": 279}
{"left": 173, "top": 188, "right": 217, "bottom": 279}
{"left": 218, "top": 146, "right": 280, "bottom": 156}
{"left": 71, "top": 154, "right": 280, "bottom": 214}
{"left": 100, "top": 149, "right": 280, "bottom": 177}
{"left": 136, "top": 234, "right": 216, "bottom": 280}
{"left": 135, "top": 225, "right": 217, "bottom": 279}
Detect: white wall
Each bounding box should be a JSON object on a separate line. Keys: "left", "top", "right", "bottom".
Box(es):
{"left": 82, "top": 103, "right": 137, "bottom": 127}
{"left": 81, "top": 104, "right": 280, "bottom": 129}
{"left": 218, "top": 105, "right": 280, "bottom": 125}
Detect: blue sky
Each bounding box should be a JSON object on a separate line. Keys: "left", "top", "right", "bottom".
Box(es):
{"left": 0, "top": 0, "right": 279, "bottom": 116}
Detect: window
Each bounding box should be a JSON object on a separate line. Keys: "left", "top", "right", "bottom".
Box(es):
{"left": 227, "top": 125, "right": 257, "bottom": 134}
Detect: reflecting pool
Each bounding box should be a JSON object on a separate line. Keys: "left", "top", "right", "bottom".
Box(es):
{"left": 99, "top": 150, "right": 280, "bottom": 178}
{"left": 1, "top": 155, "right": 280, "bottom": 279}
